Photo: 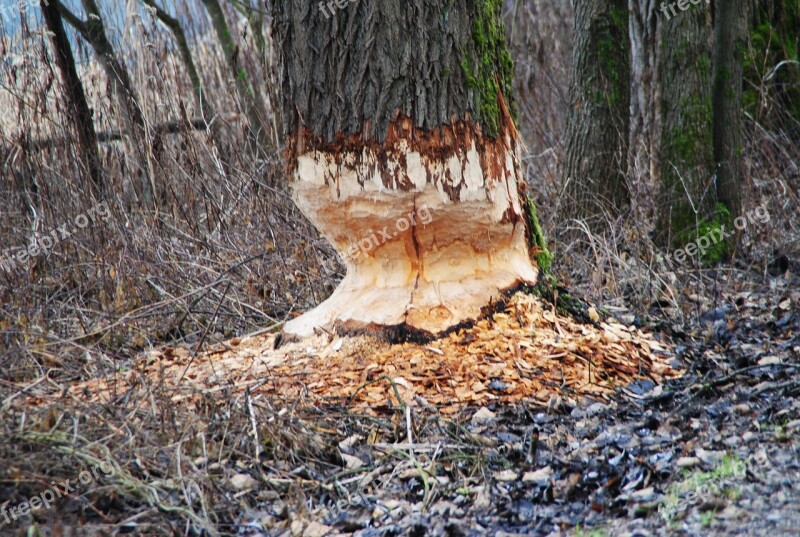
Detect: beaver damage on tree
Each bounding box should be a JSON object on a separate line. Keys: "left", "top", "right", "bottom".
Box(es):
{"left": 283, "top": 113, "right": 538, "bottom": 338}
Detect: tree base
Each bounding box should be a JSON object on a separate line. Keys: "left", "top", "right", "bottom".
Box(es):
{"left": 283, "top": 157, "right": 538, "bottom": 336}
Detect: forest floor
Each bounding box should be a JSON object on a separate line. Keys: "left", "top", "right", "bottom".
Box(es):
{"left": 1, "top": 261, "right": 798, "bottom": 537}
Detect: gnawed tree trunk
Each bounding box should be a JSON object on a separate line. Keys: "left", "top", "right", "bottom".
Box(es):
{"left": 561, "top": 0, "right": 631, "bottom": 224}
{"left": 40, "top": 0, "right": 103, "bottom": 195}
{"left": 273, "top": 0, "right": 541, "bottom": 338}
{"left": 712, "top": 0, "right": 750, "bottom": 228}
{"left": 655, "top": 1, "right": 716, "bottom": 248}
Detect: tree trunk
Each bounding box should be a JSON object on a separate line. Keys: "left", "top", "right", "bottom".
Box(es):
{"left": 561, "top": 0, "right": 631, "bottom": 224}
{"left": 140, "top": 0, "right": 229, "bottom": 165}
{"left": 655, "top": 1, "right": 716, "bottom": 248}
{"left": 747, "top": 0, "right": 800, "bottom": 135}
{"left": 140, "top": 0, "right": 213, "bottom": 119}
{"left": 629, "top": 0, "right": 658, "bottom": 187}
{"left": 200, "top": 0, "right": 271, "bottom": 154}
{"left": 712, "top": 0, "right": 750, "bottom": 227}
{"left": 272, "top": 0, "right": 540, "bottom": 338}
{"left": 40, "top": 0, "right": 103, "bottom": 195}
{"left": 59, "top": 0, "right": 156, "bottom": 208}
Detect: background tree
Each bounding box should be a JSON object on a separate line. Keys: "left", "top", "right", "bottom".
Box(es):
{"left": 746, "top": 0, "right": 800, "bottom": 134}
{"left": 58, "top": 0, "right": 156, "bottom": 208}
{"left": 655, "top": 1, "right": 716, "bottom": 250}
{"left": 40, "top": 0, "right": 103, "bottom": 195}
{"left": 712, "top": 1, "right": 751, "bottom": 229}
{"left": 561, "top": 0, "right": 631, "bottom": 225}
{"left": 629, "top": 0, "right": 658, "bottom": 186}
{"left": 272, "top": 0, "right": 544, "bottom": 337}
{"left": 200, "top": 0, "right": 270, "bottom": 154}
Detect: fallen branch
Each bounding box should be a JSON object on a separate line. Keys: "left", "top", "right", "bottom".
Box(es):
{"left": 1, "top": 114, "right": 239, "bottom": 154}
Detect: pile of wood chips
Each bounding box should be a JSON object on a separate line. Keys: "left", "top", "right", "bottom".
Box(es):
{"left": 72, "top": 292, "right": 678, "bottom": 414}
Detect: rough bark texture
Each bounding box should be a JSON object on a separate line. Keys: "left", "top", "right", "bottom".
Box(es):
{"left": 629, "top": 0, "right": 658, "bottom": 186}
{"left": 712, "top": 0, "right": 750, "bottom": 225}
{"left": 273, "top": 0, "right": 517, "bottom": 143}
{"left": 272, "top": 0, "right": 538, "bottom": 338}
{"left": 655, "top": 1, "right": 715, "bottom": 247}
{"left": 561, "top": 0, "right": 631, "bottom": 224}
{"left": 40, "top": 0, "right": 103, "bottom": 195}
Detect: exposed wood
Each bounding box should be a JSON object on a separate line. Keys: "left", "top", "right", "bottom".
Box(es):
{"left": 272, "top": 0, "right": 538, "bottom": 338}
{"left": 284, "top": 115, "right": 537, "bottom": 337}
{"left": 65, "top": 291, "right": 679, "bottom": 415}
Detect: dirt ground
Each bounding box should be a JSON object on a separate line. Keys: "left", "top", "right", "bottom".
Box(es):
{"left": 1, "top": 264, "right": 798, "bottom": 537}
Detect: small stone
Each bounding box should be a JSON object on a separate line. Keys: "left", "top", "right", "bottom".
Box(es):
{"left": 677, "top": 457, "right": 701, "bottom": 469}
{"left": 341, "top": 453, "right": 364, "bottom": 469}
{"left": 303, "top": 521, "right": 333, "bottom": 537}
{"left": 494, "top": 469, "right": 518, "bottom": 482}
{"left": 630, "top": 486, "right": 657, "bottom": 502}
{"left": 733, "top": 403, "right": 751, "bottom": 415}
{"left": 229, "top": 473, "right": 258, "bottom": 491}
{"left": 522, "top": 466, "right": 553, "bottom": 486}
{"left": 471, "top": 407, "right": 496, "bottom": 425}
{"left": 696, "top": 448, "right": 725, "bottom": 467}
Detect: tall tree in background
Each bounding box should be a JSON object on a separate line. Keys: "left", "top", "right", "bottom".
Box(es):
{"left": 58, "top": 0, "right": 156, "bottom": 208}
{"left": 655, "top": 2, "right": 715, "bottom": 248}
{"left": 629, "top": 0, "right": 658, "bottom": 183}
{"left": 561, "top": 0, "right": 631, "bottom": 225}
{"left": 747, "top": 0, "right": 800, "bottom": 133}
{"left": 200, "top": 0, "right": 270, "bottom": 154}
{"left": 272, "top": 0, "right": 545, "bottom": 337}
{"left": 140, "top": 0, "right": 213, "bottom": 120}
{"left": 712, "top": 1, "right": 751, "bottom": 228}
{"left": 40, "top": 0, "right": 103, "bottom": 195}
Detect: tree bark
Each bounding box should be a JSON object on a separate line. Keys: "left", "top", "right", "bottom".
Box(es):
{"left": 59, "top": 0, "right": 156, "bottom": 208}
{"left": 712, "top": 0, "right": 750, "bottom": 227}
{"left": 655, "top": 1, "right": 715, "bottom": 248}
{"left": 561, "top": 0, "right": 631, "bottom": 225}
{"left": 272, "top": 0, "right": 541, "bottom": 338}
{"left": 747, "top": 0, "right": 800, "bottom": 134}
{"left": 200, "top": 0, "right": 271, "bottom": 154}
{"left": 629, "top": 0, "right": 658, "bottom": 187}
{"left": 40, "top": 0, "right": 103, "bottom": 195}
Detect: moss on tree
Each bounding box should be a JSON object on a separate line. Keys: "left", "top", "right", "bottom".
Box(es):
{"left": 459, "top": 0, "right": 518, "bottom": 137}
